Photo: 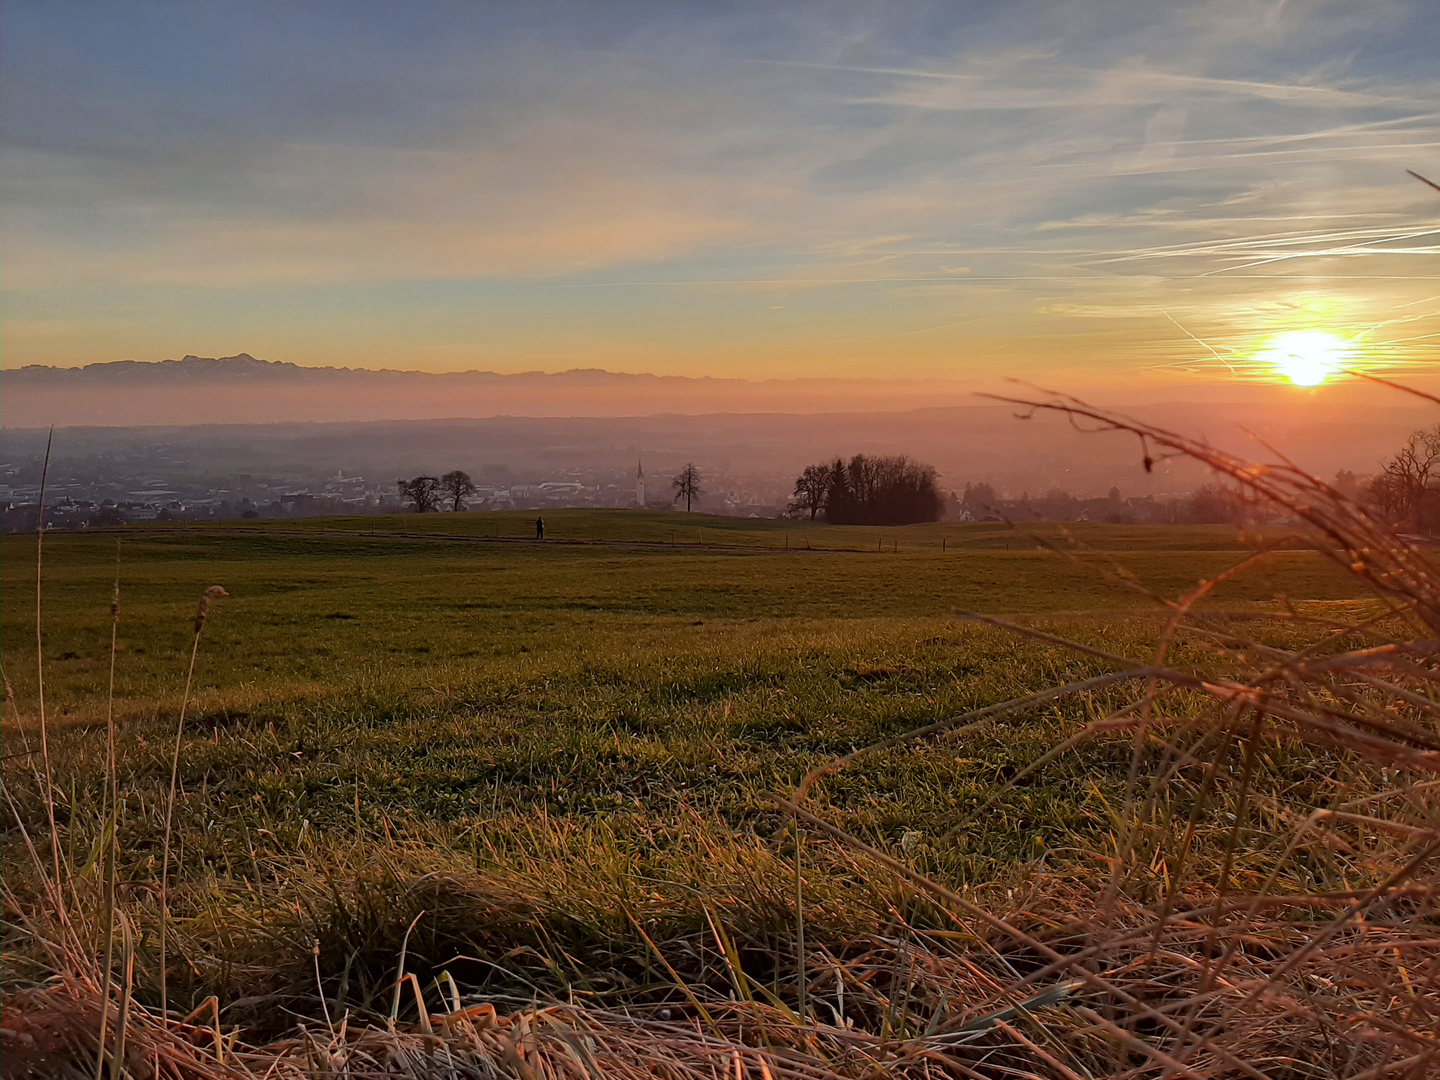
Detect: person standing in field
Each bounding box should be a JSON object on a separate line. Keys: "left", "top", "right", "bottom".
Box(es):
{"left": 535, "top": 516, "right": 545, "bottom": 540}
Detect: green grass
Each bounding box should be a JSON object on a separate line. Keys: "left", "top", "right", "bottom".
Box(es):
{"left": 189, "top": 507, "right": 1296, "bottom": 551}
{"left": 3, "top": 511, "right": 1356, "bottom": 715}
{"left": 0, "top": 511, "right": 1377, "bottom": 1031}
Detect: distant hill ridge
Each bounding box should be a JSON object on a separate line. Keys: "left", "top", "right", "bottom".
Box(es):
{"left": 5, "top": 354, "right": 892, "bottom": 388}
{"left": 9, "top": 353, "right": 306, "bottom": 381}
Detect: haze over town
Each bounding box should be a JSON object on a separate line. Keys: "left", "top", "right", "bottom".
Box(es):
{"left": 2, "top": 357, "right": 1432, "bottom": 531}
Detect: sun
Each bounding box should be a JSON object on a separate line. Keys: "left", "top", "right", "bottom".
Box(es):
{"left": 1255, "top": 330, "right": 1349, "bottom": 387}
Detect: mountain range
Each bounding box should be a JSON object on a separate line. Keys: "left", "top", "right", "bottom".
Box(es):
{"left": 4, "top": 353, "right": 990, "bottom": 426}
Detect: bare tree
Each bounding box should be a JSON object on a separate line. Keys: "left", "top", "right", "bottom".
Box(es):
{"left": 440, "top": 470, "right": 477, "bottom": 512}
{"left": 397, "top": 475, "right": 441, "bottom": 513}
{"left": 671, "top": 463, "right": 703, "bottom": 512}
{"left": 788, "top": 463, "right": 829, "bottom": 520}
{"left": 1369, "top": 424, "right": 1440, "bottom": 527}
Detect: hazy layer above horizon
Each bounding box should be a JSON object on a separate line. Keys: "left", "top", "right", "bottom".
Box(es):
{"left": 3, "top": 403, "right": 1432, "bottom": 504}
{"left": 3, "top": 353, "right": 1432, "bottom": 430}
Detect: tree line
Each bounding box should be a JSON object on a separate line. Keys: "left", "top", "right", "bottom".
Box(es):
{"left": 401, "top": 458, "right": 943, "bottom": 522}
{"left": 956, "top": 424, "right": 1440, "bottom": 529}
{"left": 1167, "top": 424, "right": 1440, "bottom": 529}
{"left": 1364, "top": 424, "right": 1440, "bottom": 530}
{"left": 790, "top": 454, "right": 944, "bottom": 525}
{"left": 395, "top": 425, "right": 1440, "bottom": 530}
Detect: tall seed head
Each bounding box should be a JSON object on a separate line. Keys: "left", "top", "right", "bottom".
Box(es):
{"left": 195, "top": 585, "right": 228, "bottom": 634}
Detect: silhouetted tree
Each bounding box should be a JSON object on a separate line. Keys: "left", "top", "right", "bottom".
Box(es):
{"left": 440, "top": 470, "right": 477, "bottom": 512}
{"left": 1184, "top": 483, "right": 1246, "bottom": 525}
{"left": 1368, "top": 425, "right": 1440, "bottom": 528}
{"left": 789, "top": 463, "right": 830, "bottom": 520}
{"left": 672, "top": 463, "right": 703, "bottom": 512}
{"left": 1037, "top": 487, "right": 1078, "bottom": 521}
{"left": 88, "top": 506, "right": 129, "bottom": 528}
{"left": 397, "top": 475, "right": 441, "bottom": 513}
{"left": 814, "top": 454, "right": 943, "bottom": 525}
{"left": 961, "top": 481, "right": 999, "bottom": 518}
{"left": 1332, "top": 470, "right": 1363, "bottom": 501}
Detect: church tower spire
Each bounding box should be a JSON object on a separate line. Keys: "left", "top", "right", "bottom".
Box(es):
{"left": 636, "top": 461, "right": 645, "bottom": 507}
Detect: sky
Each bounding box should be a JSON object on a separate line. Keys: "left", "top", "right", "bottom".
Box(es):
{"left": 2, "top": 0, "right": 1437, "bottom": 396}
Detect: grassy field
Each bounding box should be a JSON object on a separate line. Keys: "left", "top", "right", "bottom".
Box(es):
{"left": 3, "top": 511, "right": 1353, "bottom": 715}
{"left": 1, "top": 509, "right": 1417, "bottom": 1073}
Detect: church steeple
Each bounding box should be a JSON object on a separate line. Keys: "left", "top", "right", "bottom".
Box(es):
{"left": 636, "top": 461, "right": 645, "bottom": 507}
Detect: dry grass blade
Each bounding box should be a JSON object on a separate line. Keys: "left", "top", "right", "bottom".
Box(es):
{"left": 159, "top": 585, "right": 228, "bottom": 1021}
{"left": 93, "top": 544, "right": 121, "bottom": 1080}
{"left": 32, "top": 427, "right": 66, "bottom": 930}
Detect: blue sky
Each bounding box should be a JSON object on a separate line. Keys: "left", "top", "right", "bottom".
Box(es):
{"left": 2, "top": 0, "right": 1436, "bottom": 391}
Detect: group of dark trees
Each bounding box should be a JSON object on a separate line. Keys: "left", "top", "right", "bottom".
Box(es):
{"left": 1366, "top": 424, "right": 1440, "bottom": 530}
{"left": 397, "top": 470, "right": 476, "bottom": 512}
{"left": 1178, "top": 426, "right": 1440, "bottom": 529}
{"left": 398, "top": 425, "right": 1440, "bottom": 530}
{"left": 1181, "top": 483, "right": 1255, "bottom": 525}
{"left": 790, "top": 454, "right": 943, "bottom": 525}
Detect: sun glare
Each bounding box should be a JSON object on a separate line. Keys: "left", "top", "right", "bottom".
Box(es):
{"left": 1256, "top": 330, "right": 1349, "bottom": 387}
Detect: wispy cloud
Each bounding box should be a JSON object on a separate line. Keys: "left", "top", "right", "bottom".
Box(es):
{"left": 0, "top": 0, "right": 1435, "bottom": 385}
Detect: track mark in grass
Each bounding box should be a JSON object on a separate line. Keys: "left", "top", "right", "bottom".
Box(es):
{"left": 844, "top": 663, "right": 920, "bottom": 683}
{"left": 181, "top": 709, "right": 272, "bottom": 734}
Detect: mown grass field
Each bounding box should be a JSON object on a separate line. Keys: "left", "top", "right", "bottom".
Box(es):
{"left": 5, "top": 511, "right": 1350, "bottom": 713}
{"left": 1, "top": 510, "right": 1378, "bottom": 1036}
